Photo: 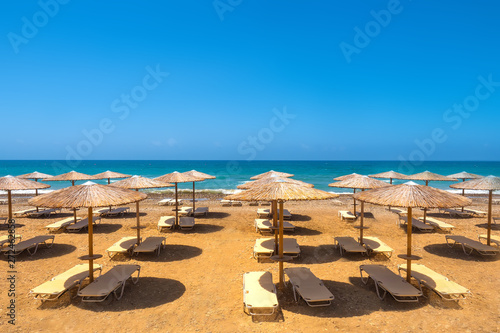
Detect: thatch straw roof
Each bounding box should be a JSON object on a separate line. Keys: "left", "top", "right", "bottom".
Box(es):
{"left": 29, "top": 181, "right": 146, "bottom": 208}
{"left": 369, "top": 170, "right": 407, "bottom": 180}
{"left": 450, "top": 175, "right": 500, "bottom": 191}
{"left": 183, "top": 170, "right": 216, "bottom": 180}
{"left": 238, "top": 176, "right": 314, "bottom": 190}
{"left": 329, "top": 175, "right": 391, "bottom": 190}
{"left": 407, "top": 171, "right": 453, "bottom": 182}
{"left": 155, "top": 171, "right": 200, "bottom": 183}
{"left": 225, "top": 180, "right": 338, "bottom": 201}
{"left": 333, "top": 173, "right": 361, "bottom": 181}
{"left": 17, "top": 171, "right": 53, "bottom": 180}
{"left": 0, "top": 175, "right": 51, "bottom": 191}
{"left": 93, "top": 170, "right": 131, "bottom": 180}
{"left": 447, "top": 171, "right": 483, "bottom": 180}
{"left": 353, "top": 181, "right": 471, "bottom": 208}
{"left": 43, "top": 171, "right": 96, "bottom": 182}
{"left": 111, "top": 175, "right": 173, "bottom": 189}
{"left": 250, "top": 170, "right": 294, "bottom": 180}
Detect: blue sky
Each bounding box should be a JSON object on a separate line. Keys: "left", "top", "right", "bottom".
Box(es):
{"left": 1, "top": 1, "right": 499, "bottom": 161}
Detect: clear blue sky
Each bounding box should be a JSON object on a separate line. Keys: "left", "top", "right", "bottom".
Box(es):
{"left": 1, "top": 1, "right": 499, "bottom": 161}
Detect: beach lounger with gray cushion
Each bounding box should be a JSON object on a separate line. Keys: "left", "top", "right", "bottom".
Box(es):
{"left": 232, "top": 201, "right": 243, "bottom": 206}
{"left": 257, "top": 209, "right": 271, "bottom": 218}
{"left": 220, "top": 200, "right": 232, "bottom": 207}
{"left": 95, "top": 207, "right": 111, "bottom": 215}
{"left": 260, "top": 201, "right": 271, "bottom": 206}
{"left": 158, "top": 216, "right": 175, "bottom": 231}
{"left": 334, "top": 236, "right": 367, "bottom": 256}
{"left": 398, "top": 264, "right": 471, "bottom": 301}
{"left": 193, "top": 207, "right": 209, "bottom": 217}
{"left": 441, "top": 208, "right": 471, "bottom": 218}
{"left": 78, "top": 264, "right": 141, "bottom": 302}
{"left": 464, "top": 208, "right": 487, "bottom": 217}
{"left": 13, "top": 208, "right": 37, "bottom": 217}
{"left": 493, "top": 217, "right": 499, "bottom": 224}
{"left": 278, "top": 209, "right": 292, "bottom": 220}
{"left": 1, "top": 217, "right": 7, "bottom": 224}
{"left": 28, "top": 208, "right": 61, "bottom": 218}
{"left": 338, "top": 210, "right": 357, "bottom": 221}
{"left": 362, "top": 236, "right": 394, "bottom": 258}
{"left": 133, "top": 236, "right": 166, "bottom": 256}
{"left": 360, "top": 264, "right": 422, "bottom": 302}
{"left": 390, "top": 208, "right": 407, "bottom": 216}
{"left": 106, "top": 236, "right": 138, "bottom": 258}
{"left": 158, "top": 198, "right": 177, "bottom": 206}
{"left": 478, "top": 234, "right": 500, "bottom": 247}
{"left": 419, "top": 216, "right": 454, "bottom": 232}
{"left": 254, "top": 219, "right": 295, "bottom": 234}
{"left": 1, "top": 235, "right": 54, "bottom": 256}
{"left": 45, "top": 217, "right": 78, "bottom": 232}
{"left": 179, "top": 216, "right": 195, "bottom": 230}
{"left": 243, "top": 271, "right": 278, "bottom": 317}
{"left": 253, "top": 238, "right": 301, "bottom": 261}
{"left": 446, "top": 235, "right": 499, "bottom": 256}
{"left": 178, "top": 206, "right": 193, "bottom": 217}
{"left": 249, "top": 201, "right": 259, "bottom": 206}
{"left": 29, "top": 264, "right": 102, "bottom": 301}
{"left": 101, "top": 207, "right": 130, "bottom": 217}
{"left": 399, "top": 216, "right": 434, "bottom": 233}
{"left": 66, "top": 216, "right": 101, "bottom": 233}
{"left": 284, "top": 267, "right": 334, "bottom": 307}
{"left": 0, "top": 234, "right": 21, "bottom": 248}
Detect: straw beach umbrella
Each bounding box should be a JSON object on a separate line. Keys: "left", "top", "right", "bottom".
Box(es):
{"left": 329, "top": 176, "right": 391, "bottom": 244}
{"left": 450, "top": 176, "right": 500, "bottom": 246}
{"left": 250, "top": 170, "right": 294, "bottom": 180}
{"left": 111, "top": 176, "right": 173, "bottom": 244}
{"left": 333, "top": 173, "right": 362, "bottom": 214}
{"left": 354, "top": 182, "right": 471, "bottom": 282}
{"left": 29, "top": 182, "right": 146, "bottom": 282}
{"left": 182, "top": 170, "right": 216, "bottom": 212}
{"left": 369, "top": 171, "right": 407, "bottom": 210}
{"left": 0, "top": 175, "right": 50, "bottom": 222}
{"left": 93, "top": 170, "right": 131, "bottom": 184}
{"left": 225, "top": 180, "right": 338, "bottom": 289}
{"left": 155, "top": 172, "right": 200, "bottom": 227}
{"left": 407, "top": 171, "right": 455, "bottom": 223}
{"left": 43, "top": 171, "right": 97, "bottom": 223}
{"left": 447, "top": 172, "right": 483, "bottom": 211}
{"left": 17, "top": 171, "right": 53, "bottom": 211}
{"left": 238, "top": 175, "right": 314, "bottom": 190}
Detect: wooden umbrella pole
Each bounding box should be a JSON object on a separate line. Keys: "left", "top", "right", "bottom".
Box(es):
{"left": 359, "top": 202, "right": 364, "bottom": 245}
{"left": 461, "top": 179, "right": 465, "bottom": 212}
{"left": 423, "top": 180, "right": 428, "bottom": 223}
{"left": 406, "top": 207, "right": 412, "bottom": 283}
{"left": 35, "top": 179, "right": 39, "bottom": 212}
{"left": 88, "top": 207, "right": 94, "bottom": 283}
{"left": 108, "top": 179, "right": 113, "bottom": 211}
{"left": 487, "top": 190, "right": 492, "bottom": 246}
{"left": 353, "top": 189, "right": 356, "bottom": 215}
{"left": 192, "top": 182, "right": 196, "bottom": 212}
{"left": 72, "top": 180, "right": 77, "bottom": 223}
{"left": 388, "top": 178, "right": 392, "bottom": 210}
{"left": 272, "top": 200, "right": 278, "bottom": 254}
{"left": 175, "top": 183, "right": 178, "bottom": 228}
{"left": 136, "top": 201, "right": 141, "bottom": 245}
{"left": 7, "top": 190, "right": 12, "bottom": 221}
{"left": 278, "top": 200, "right": 285, "bottom": 290}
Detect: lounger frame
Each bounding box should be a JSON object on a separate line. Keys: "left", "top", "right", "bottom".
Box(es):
{"left": 360, "top": 265, "right": 421, "bottom": 302}
{"left": 445, "top": 235, "right": 499, "bottom": 256}
{"left": 1, "top": 235, "right": 54, "bottom": 256}
{"left": 79, "top": 265, "right": 141, "bottom": 302}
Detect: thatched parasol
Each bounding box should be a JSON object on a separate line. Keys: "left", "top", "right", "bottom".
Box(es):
{"left": 369, "top": 170, "right": 407, "bottom": 184}
{"left": 0, "top": 175, "right": 50, "bottom": 221}
{"left": 182, "top": 170, "right": 216, "bottom": 212}
{"left": 93, "top": 170, "right": 131, "bottom": 184}
{"left": 354, "top": 181, "right": 471, "bottom": 282}
{"left": 450, "top": 176, "right": 500, "bottom": 246}
{"left": 447, "top": 172, "right": 483, "bottom": 211}
{"left": 43, "top": 171, "right": 98, "bottom": 222}
{"left": 250, "top": 170, "right": 294, "bottom": 180}
{"left": 110, "top": 176, "right": 173, "bottom": 244}
{"left": 238, "top": 175, "right": 314, "bottom": 190}
{"left": 17, "top": 171, "right": 53, "bottom": 211}
{"left": 29, "top": 181, "right": 146, "bottom": 282}
{"left": 332, "top": 173, "right": 363, "bottom": 214}
{"left": 225, "top": 180, "right": 338, "bottom": 289}
{"left": 155, "top": 172, "right": 200, "bottom": 227}
{"left": 407, "top": 171, "right": 456, "bottom": 223}
{"left": 329, "top": 176, "right": 391, "bottom": 244}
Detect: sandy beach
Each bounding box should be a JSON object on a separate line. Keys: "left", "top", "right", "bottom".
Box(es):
{"left": 1, "top": 193, "right": 499, "bottom": 333}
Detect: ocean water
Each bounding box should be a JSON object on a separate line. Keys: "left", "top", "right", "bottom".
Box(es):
{"left": 0, "top": 160, "right": 499, "bottom": 194}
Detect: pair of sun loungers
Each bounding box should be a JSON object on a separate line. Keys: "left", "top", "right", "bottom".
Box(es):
{"left": 220, "top": 200, "right": 242, "bottom": 206}
{"left": 158, "top": 198, "right": 183, "bottom": 206}
{"left": 254, "top": 219, "right": 295, "bottom": 234}
{"left": 99, "top": 207, "right": 130, "bottom": 217}
{"left": 30, "top": 264, "right": 141, "bottom": 302}
{"left": 256, "top": 209, "right": 292, "bottom": 220}
{"left": 445, "top": 235, "right": 499, "bottom": 256}
{"left": 398, "top": 216, "right": 435, "bottom": 232}
{"left": 439, "top": 208, "right": 471, "bottom": 218}
{"left": 28, "top": 208, "right": 61, "bottom": 218}
{"left": 66, "top": 216, "right": 101, "bottom": 233}
{"left": 338, "top": 210, "right": 357, "bottom": 221}
{"left": 178, "top": 206, "right": 209, "bottom": 217}
{"left": 157, "top": 216, "right": 196, "bottom": 231}
{"left": 334, "top": 236, "right": 394, "bottom": 258}
{"left": 1, "top": 235, "right": 54, "bottom": 256}
{"left": 253, "top": 238, "right": 300, "bottom": 261}
{"left": 106, "top": 236, "right": 166, "bottom": 258}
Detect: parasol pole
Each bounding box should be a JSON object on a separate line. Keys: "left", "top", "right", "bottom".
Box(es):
{"left": 359, "top": 201, "right": 365, "bottom": 244}
{"left": 175, "top": 183, "right": 179, "bottom": 228}
{"left": 88, "top": 206, "right": 94, "bottom": 283}
{"left": 35, "top": 178, "right": 40, "bottom": 211}
{"left": 406, "top": 206, "right": 413, "bottom": 283}
{"left": 353, "top": 189, "right": 356, "bottom": 216}
{"left": 487, "top": 190, "right": 492, "bottom": 246}
{"left": 278, "top": 200, "right": 285, "bottom": 290}
{"left": 461, "top": 178, "right": 466, "bottom": 212}
{"left": 422, "top": 180, "right": 429, "bottom": 223}
{"left": 136, "top": 189, "right": 141, "bottom": 245}
{"left": 192, "top": 182, "right": 196, "bottom": 212}
{"left": 7, "top": 190, "right": 12, "bottom": 221}
{"left": 272, "top": 200, "right": 278, "bottom": 253}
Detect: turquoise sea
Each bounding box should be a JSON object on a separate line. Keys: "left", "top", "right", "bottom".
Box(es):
{"left": 1, "top": 160, "right": 499, "bottom": 194}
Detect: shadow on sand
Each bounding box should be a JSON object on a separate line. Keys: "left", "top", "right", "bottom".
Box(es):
{"left": 424, "top": 243, "right": 499, "bottom": 261}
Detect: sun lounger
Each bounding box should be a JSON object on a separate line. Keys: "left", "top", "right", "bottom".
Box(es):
{"left": 463, "top": 208, "right": 487, "bottom": 217}
{"left": 253, "top": 238, "right": 300, "bottom": 261}
{"left": 158, "top": 216, "right": 175, "bottom": 231}
{"left": 446, "top": 235, "right": 499, "bottom": 255}
{"left": 106, "top": 236, "right": 138, "bottom": 258}
{"left": 78, "top": 264, "right": 140, "bottom": 302}
{"left": 66, "top": 216, "right": 101, "bottom": 233}
{"left": 399, "top": 216, "right": 434, "bottom": 232}
{"left": 334, "top": 236, "right": 367, "bottom": 256}
{"left": 493, "top": 217, "right": 499, "bottom": 224}
{"left": 30, "top": 264, "right": 102, "bottom": 301}
{"left": 193, "top": 207, "right": 209, "bottom": 217}
{"left": 178, "top": 206, "right": 193, "bottom": 217}
{"left": 360, "top": 265, "right": 422, "bottom": 302}
{"left": 1, "top": 217, "right": 7, "bottom": 224}
{"left": 28, "top": 208, "right": 61, "bottom": 218}
{"left": 390, "top": 208, "right": 407, "bottom": 216}
{"left": 338, "top": 210, "right": 357, "bottom": 221}
{"left": 101, "top": 207, "right": 130, "bottom": 217}
{"left": 0, "top": 234, "right": 21, "bottom": 248}
{"left": 179, "top": 216, "right": 195, "bottom": 230}
{"left": 0, "top": 199, "right": 7, "bottom": 205}
{"left": 220, "top": 199, "right": 232, "bottom": 207}
{"left": 249, "top": 201, "right": 259, "bottom": 206}
{"left": 257, "top": 209, "right": 271, "bottom": 218}
{"left": 254, "top": 219, "right": 295, "bottom": 234}
{"left": 440, "top": 208, "right": 471, "bottom": 218}
{"left": 232, "top": 201, "right": 243, "bottom": 206}
{"left": 284, "top": 267, "right": 334, "bottom": 307}
{"left": 418, "top": 216, "right": 454, "bottom": 232}
{"left": 1, "top": 235, "right": 54, "bottom": 256}
{"left": 243, "top": 271, "right": 278, "bottom": 317}
{"left": 133, "top": 236, "right": 165, "bottom": 256}
{"left": 362, "top": 236, "right": 394, "bottom": 258}
{"left": 260, "top": 201, "right": 271, "bottom": 206}
{"left": 45, "top": 217, "right": 78, "bottom": 232}
{"left": 95, "top": 207, "right": 111, "bottom": 215}
{"left": 277, "top": 209, "right": 292, "bottom": 220}
{"left": 478, "top": 234, "right": 500, "bottom": 247}
{"left": 398, "top": 264, "right": 471, "bottom": 301}
{"left": 13, "top": 208, "right": 37, "bottom": 217}
{"left": 158, "top": 198, "right": 178, "bottom": 206}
